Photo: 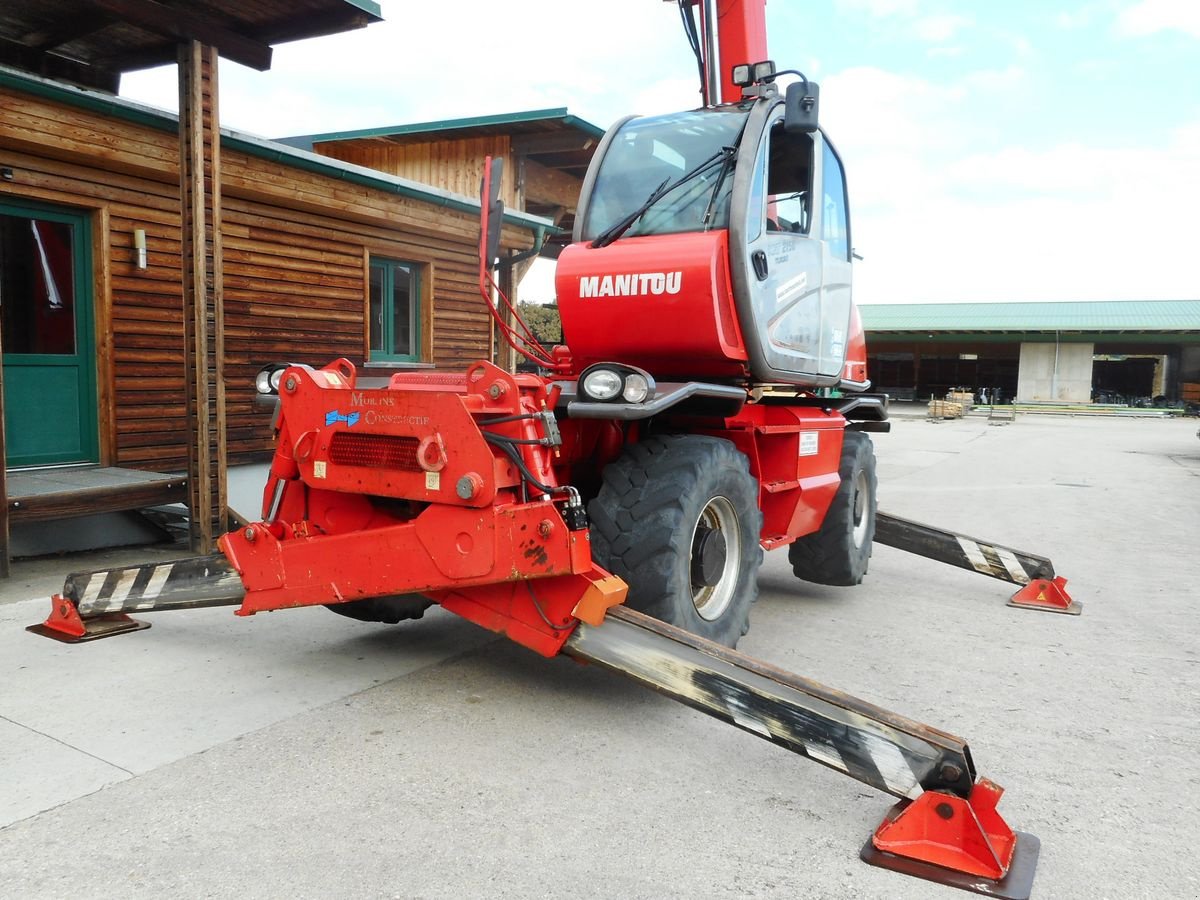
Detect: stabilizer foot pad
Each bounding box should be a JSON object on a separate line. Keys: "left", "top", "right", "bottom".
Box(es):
{"left": 861, "top": 831, "right": 1040, "bottom": 899}
{"left": 27, "top": 613, "right": 151, "bottom": 643}
{"left": 1008, "top": 576, "right": 1081, "bottom": 615}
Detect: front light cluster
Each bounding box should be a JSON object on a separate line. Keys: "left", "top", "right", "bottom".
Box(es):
{"left": 255, "top": 363, "right": 295, "bottom": 395}
{"left": 579, "top": 363, "right": 655, "bottom": 404}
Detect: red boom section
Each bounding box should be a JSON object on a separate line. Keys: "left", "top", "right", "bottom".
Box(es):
{"left": 218, "top": 359, "right": 627, "bottom": 657}
{"left": 711, "top": 0, "right": 769, "bottom": 104}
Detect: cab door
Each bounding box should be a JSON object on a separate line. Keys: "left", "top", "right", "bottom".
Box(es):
{"left": 732, "top": 108, "right": 853, "bottom": 385}
{"left": 0, "top": 200, "right": 98, "bottom": 467}
{"left": 742, "top": 112, "right": 822, "bottom": 381}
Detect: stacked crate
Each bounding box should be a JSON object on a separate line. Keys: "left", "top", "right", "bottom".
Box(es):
{"left": 927, "top": 399, "right": 965, "bottom": 419}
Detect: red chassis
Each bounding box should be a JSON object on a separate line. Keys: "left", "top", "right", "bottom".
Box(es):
{"left": 217, "top": 355, "right": 852, "bottom": 657}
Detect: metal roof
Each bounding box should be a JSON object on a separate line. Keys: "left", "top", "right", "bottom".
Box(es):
{"left": 278, "top": 108, "right": 606, "bottom": 150}
{"left": 859, "top": 301, "right": 1200, "bottom": 333}
{"left": 0, "top": 1, "right": 381, "bottom": 92}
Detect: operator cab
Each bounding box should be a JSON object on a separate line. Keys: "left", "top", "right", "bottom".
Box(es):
{"left": 556, "top": 73, "right": 863, "bottom": 390}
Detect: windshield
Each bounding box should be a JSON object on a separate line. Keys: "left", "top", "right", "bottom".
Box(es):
{"left": 581, "top": 108, "right": 749, "bottom": 241}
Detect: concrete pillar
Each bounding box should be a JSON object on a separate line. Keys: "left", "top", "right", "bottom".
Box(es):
{"left": 1016, "top": 342, "right": 1094, "bottom": 403}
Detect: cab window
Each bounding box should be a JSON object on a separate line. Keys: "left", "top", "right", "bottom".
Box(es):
{"left": 765, "top": 123, "right": 813, "bottom": 235}
{"left": 821, "top": 141, "right": 850, "bottom": 260}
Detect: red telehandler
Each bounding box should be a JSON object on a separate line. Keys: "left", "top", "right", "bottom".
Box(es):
{"left": 29, "top": 2, "right": 1078, "bottom": 896}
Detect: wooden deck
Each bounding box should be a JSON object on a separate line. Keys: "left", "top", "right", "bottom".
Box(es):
{"left": 6, "top": 466, "right": 187, "bottom": 523}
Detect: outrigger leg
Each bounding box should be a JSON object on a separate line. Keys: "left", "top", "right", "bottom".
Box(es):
{"left": 29, "top": 560, "right": 1042, "bottom": 896}
{"left": 567, "top": 606, "right": 1041, "bottom": 899}
{"left": 874, "top": 511, "right": 1081, "bottom": 614}
{"left": 26, "top": 555, "right": 243, "bottom": 642}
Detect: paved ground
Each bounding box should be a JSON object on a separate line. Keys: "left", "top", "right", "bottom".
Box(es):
{"left": 1, "top": 411, "right": 1197, "bottom": 899}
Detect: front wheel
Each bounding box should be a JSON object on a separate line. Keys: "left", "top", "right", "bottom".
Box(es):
{"left": 588, "top": 435, "right": 763, "bottom": 647}
{"left": 788, "top": 430, "right": 877, "bottom": 586}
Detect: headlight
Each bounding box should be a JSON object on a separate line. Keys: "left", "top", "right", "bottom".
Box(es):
{"left": 622, "top": 373, "right": 650, "bottom": 403}
{"left": 255, "top": 363, "right": 296, "bottom": 395}
{"left": 582, "top": 368, "right": 623, "bottom": 401}
{"left": 578, "top": 363, "right": 656, "bottom": 404}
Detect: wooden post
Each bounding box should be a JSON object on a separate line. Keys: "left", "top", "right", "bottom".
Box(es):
{"left": 178, "top": 41, "right": 227, "bottom": 553}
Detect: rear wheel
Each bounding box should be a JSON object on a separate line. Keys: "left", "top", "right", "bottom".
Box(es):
{"left": 324, "top": 594, "right": 433, "bottom": 624}
{"left": 589, "top": 435, "right": 762, "bottom": 647}
{"left": 788, "top": 431, "right": 877, "bottom": 586}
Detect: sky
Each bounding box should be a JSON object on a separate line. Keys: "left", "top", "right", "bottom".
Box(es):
{"left": 119, "top": 0, "right": 1200, "bottom": 306}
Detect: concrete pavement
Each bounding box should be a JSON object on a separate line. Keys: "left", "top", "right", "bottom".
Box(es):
{"left": 1, "top": 413, "right": 1197, "bottom": 898}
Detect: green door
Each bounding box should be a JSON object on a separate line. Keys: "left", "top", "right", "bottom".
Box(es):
{"left": 0, "top": 200, "right": 98, "bottom": 467}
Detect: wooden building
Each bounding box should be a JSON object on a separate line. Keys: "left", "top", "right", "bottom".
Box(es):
{"left": 0, "top": 65, "right": 549, "bottom": 560}
{"left": 279, "top": 108, "right": 604, "bottom": 249}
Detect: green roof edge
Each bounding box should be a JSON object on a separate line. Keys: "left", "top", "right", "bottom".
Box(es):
{"left": 0, "top": 66, "right": 556, "bottom": 235}
{"left": 280, "top": 107, "right": 607, "bottom": 146}
{"left": 341, "top": 0, "right": 383, "bottom": 18}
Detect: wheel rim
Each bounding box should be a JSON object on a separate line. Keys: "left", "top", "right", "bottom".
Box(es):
{"left": 690, "top": 496, "right": 741, "bottom": 621}
{"left": 851, "top": 470, "right": 869, "bottom": 548}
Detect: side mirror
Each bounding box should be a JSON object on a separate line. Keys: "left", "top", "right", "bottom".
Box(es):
{"left": 784, "top": 80, "right": 820, "bottom": 134}
{"left": 478, "top": 156, "right": 505, "bottom": 269}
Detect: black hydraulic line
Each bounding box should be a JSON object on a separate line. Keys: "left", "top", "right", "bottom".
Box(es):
{"left": 481, "top": 433, "right": 557, "bottom": 495}
{"left": 565, "top": 606, "right": 977, "bottom": 801}
{"left": 874, "top": 512, "right": 1055, "bottom": 586}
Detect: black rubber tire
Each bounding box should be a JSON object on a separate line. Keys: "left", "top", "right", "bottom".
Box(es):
{"left": 324, "top": 594, "right": 433, "bottom": 624}
{"left": 788, "top": 431, "right": 877, "bottom": 586}
{"left": 588, "top": 435, "right": 763, "bottom": 648}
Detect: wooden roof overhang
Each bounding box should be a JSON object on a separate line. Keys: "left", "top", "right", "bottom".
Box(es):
{"left": 0, "top": 0, "right": 381, "bottom": 89}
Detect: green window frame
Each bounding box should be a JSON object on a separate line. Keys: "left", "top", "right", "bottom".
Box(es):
{"left": 368, "top": 257, "right": 421, "bottom": 362}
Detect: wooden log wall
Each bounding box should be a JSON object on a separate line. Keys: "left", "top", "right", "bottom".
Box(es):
{"left": 0, "top": 80, "right": 533, "bottom": 472}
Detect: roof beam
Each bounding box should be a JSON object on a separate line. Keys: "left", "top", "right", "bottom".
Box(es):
{"left": 22, "top": 11, "right": 117, "bottom": 51}
{"left": 89, "top": 0, "right": 273, "bottom": 70}
{"left": 511, "top": 132, "right": 599, "bottom": 155}
{"left": 0, "top": 36, "right": 120, "bottom": 92}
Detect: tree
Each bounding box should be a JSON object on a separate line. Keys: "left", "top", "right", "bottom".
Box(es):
{"left": 517, "top": 301, "right": 561, "bottom": 345}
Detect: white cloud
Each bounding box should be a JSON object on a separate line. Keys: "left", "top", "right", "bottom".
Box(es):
{"left": 818, "top": 66, "right": 1200, "bottom": 303}
{"left": 835, "top": 2, "right": 973, "bottom": 44}
{"left": 913, "top": 14, "right": 972, "bottom": 42}
{"left": 121, "top": 0, "right": 697, "bottom": 136}
{"left": 962, "top": 64, "right": 1026, "bottom": 92}
{"left": 1116, "top": 0, "right": 1200, "bottom": 38}
{"left": 118, "top": 6, "right": 1200, "bottom": 306}
{"left": 836, "top": 0, "right": 920, "bottom": 17}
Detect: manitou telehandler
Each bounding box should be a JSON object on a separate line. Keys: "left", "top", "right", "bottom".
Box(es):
{"left": 29, "top": 2, "right": 1079, "bottom": 896}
